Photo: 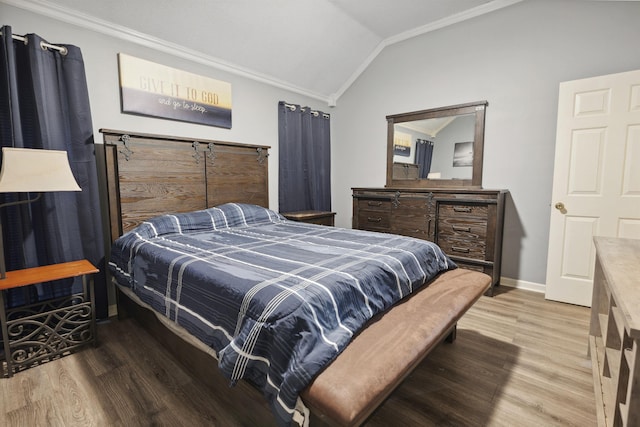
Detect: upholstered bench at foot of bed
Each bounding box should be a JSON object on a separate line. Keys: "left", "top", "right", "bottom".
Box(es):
{"left": 301, "top": 268, "right": 491, "bottom": 427}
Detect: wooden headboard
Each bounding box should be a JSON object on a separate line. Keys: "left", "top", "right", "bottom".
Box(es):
{"left": 100, "top": 129, "right": 270, "bottom": 242}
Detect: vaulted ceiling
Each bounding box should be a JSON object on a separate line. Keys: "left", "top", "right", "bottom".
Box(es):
{"left": 7, "top": 0, "right": 529, "bottom": 103}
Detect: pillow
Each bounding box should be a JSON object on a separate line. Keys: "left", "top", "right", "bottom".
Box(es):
{"left": 208, "top": 203, "right": 284, "bottom": 228}
{"left": 123, "top": 203, "right": 284, "bottom": 239}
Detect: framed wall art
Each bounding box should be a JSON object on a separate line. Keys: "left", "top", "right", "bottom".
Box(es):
{"left": 118, "top": 53, "right": 232, "bottom": 129}
{"left": 393, "top": 131, "right": 412, "bottom": 157}
{"left": 453, "top": 141, "right": 473, "bottom": 167}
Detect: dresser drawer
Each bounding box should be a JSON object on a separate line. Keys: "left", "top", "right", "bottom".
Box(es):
{"left": 357, "top": 198, "right": 392, "bottom": 212}
{"left": 454, "top": 259, "right": 488, "bottom": 273}
{"left": 357, "top": 210, "right": 391, "bottom": 231}
{"left": 438, "top": 203, "right": 488, "bottom": 219}
{"left": 437, "top": 236, "right": 486, "bottom": 260}
{"left": 437, "top": 217, "right": 487, "bottom": 241}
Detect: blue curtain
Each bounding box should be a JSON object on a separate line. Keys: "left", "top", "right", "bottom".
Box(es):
{"left": 415, "top": 139, "right": 434, "bottom": 178}
{"left": 0, "top": 26, "right": 107, "bottom": 317}
{"left": 278, "top": 101, "right": 331, "bottom": 212}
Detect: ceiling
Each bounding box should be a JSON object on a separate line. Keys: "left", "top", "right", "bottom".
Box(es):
{"left": 7, "top": 0, "right": 529, "bottom": 103}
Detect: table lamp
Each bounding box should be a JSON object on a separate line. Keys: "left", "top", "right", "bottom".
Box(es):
{"left": 0, "top": 147, "right": 82, "bottom": 279}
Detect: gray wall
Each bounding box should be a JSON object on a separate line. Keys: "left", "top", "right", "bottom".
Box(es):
{"left": 331, "top": 0, "right": 640, "bottom": 289}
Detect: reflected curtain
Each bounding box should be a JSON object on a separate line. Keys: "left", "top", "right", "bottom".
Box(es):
{"left": 415, "top": 139, "right": 434, "bottom": 179}
{"left": 278, "top": 101, "right": 331, "bottom": 212}
{"left": 0, "top": 26, "right": 107, "bottom": 317}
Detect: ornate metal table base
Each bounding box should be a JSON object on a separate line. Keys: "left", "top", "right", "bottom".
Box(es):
{"left": 1, "top": 292, "right": 94, "bottom": 376}
{"left": 0, "top": 260, "right": 98, "bottom": 378}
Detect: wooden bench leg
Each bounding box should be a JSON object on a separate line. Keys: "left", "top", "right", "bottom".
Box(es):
{"left": 445, "top": 324, "right": 457, "bottom": 343}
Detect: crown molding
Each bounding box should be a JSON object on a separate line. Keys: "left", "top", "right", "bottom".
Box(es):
{"left": 2, "top": 0, "right": 332, "bottom": 104}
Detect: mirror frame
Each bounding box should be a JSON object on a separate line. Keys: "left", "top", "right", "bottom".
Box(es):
{"left": 386, "top": 100, "right": 488, "bottom": 189}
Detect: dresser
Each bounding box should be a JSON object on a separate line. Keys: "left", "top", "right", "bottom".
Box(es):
{"left": 589, "top": 237, "right": 639, "bottom": 427}
{"left": 352, "top": 188, "right": 507, "bottom": 295}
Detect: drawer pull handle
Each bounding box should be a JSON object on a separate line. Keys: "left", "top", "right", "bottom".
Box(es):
{"left": 367, "top": 217, "right": 382, "bottom": 223}
{"left": 453, "top": 206, "right": 472, "bottom": 213}
{"left": 452, "top": 225, "right": 471, "bottom": 232}
{"left": 451, "top": 246, "right": 470, "bottom": 253}
{"left": 367, "top": 201, "right": 382, "bottom": 207}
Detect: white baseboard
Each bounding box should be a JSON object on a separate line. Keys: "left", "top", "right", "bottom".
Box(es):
{"left": 500, "top": 276, "right": 545, "bottom": 294}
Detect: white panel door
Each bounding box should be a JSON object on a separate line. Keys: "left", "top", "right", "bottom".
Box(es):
{"left": 545, "top": 69, "right": 640, "bottom": 306}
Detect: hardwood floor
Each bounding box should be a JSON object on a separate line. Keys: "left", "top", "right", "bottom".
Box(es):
{"left": 0, "top": 287, "right": 597, "bottom": 426}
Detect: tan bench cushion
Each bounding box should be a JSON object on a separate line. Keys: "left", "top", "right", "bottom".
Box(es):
{"left": 301, "top": 268, "right": 490, "bottom": 426}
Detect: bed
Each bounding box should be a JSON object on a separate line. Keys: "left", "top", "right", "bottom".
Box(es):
{"left": 99, "top": 129, "right": 491, "bottom": 426}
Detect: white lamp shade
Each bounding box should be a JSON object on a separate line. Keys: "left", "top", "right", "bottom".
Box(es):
{"left": 0, "top": 147, "right": 81, "bottom": 192}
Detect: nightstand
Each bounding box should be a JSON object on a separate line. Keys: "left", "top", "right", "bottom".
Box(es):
{"left": 0, "top": 259, "right": 99, "bottom": 377}
{"left": 282, "top": 210, "right": 336, "bottom": 226}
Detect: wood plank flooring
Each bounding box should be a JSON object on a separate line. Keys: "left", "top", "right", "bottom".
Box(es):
{"left": 0, "top": 287, "right": 597, "bottom": 426}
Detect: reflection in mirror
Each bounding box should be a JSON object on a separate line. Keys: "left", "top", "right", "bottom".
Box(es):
{"left": 387, "top": 101, "right": 487, "bottom": 189}
{"left": 393, "top": 114, "right": 475, "bottom": 180}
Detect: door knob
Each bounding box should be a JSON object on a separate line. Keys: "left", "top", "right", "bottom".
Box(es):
{"left": 555, "top": 202, "right": 566, "bottom": 213}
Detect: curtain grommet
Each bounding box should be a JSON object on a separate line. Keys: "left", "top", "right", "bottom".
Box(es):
{"left": 39, "top": 40, "right": 68, "bottom": 55}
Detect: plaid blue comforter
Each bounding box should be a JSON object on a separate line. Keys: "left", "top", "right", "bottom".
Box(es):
{"left": 109, "top": 203, "right": 455, "bottom": 426}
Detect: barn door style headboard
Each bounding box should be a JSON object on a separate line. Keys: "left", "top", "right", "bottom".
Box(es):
{"left": 100, "top": 129, "right": 270, "bottom": 242}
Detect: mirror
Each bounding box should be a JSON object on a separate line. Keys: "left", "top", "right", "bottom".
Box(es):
{"left": 386, "top": 101, "right": 487, "bottom": 188}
